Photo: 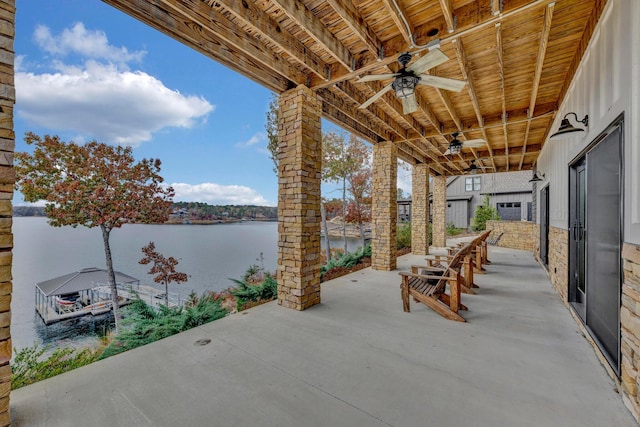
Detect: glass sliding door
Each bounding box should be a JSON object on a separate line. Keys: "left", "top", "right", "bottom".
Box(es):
{"left": 568, "top": 117, "right": 623, "bottom": 373}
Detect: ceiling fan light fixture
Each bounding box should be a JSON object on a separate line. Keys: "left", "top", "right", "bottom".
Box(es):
{"left": 448, "top": 140, "right": 463, "bottom": 155}
{"left": 392, "top": 75, "right": 419, "bottom": 99}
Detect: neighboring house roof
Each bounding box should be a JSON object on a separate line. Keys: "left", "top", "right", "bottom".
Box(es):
{"left": 428, "top": 195, "right": 473, "bottom": 202}
{"left": 480, "top": 171, "right": 533, "bottom": 195}
{"left": 36, "top": 267, "right": 139, "bottom": 297}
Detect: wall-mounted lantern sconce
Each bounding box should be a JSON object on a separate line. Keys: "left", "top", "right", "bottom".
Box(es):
{"left": 528, "top": 171, "right": 545, "bottom": 183}
{"left": 550, "top": 112, "right": 589, "bottom": 139}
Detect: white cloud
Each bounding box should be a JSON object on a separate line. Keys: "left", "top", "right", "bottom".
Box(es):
{"left": 16, "top": 61, "right": 214, "bottom": 146}
{"left": 235, "top": 132, "right": 265, "bottom": 148}
{"left": 34, "top": 23, "right": 145, "bottom": 64}
{"left": 171, "top": 182, "right": 272, "bottom": 206}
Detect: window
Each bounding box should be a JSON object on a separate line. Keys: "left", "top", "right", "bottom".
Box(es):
{"left": 465, "top": 176, "right": 481, "bottom": 191}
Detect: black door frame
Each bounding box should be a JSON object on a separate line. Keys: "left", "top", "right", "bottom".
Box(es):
{"left": 539, "top": 185, "right": 550, "bottom": 267}
{"left": 567, "top": 113, "right": 624, "bottom": 375}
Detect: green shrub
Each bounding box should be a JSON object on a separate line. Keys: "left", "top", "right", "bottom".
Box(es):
{"left": 100, "top": 296, "right": 228, "bottom": 359}
{"left": 320, "top": 244, "right": 371, "bottom": 279}
{"left": 12, "top": 343, "right": 100, "bottom": 389}
{"left": 397, "top": 222, "right": 411, "bottom": 249}
{"left": 230, "top": 274, "right": 278, "bottom": 309}
{"left": 471, "top": 194, "right": 500, "bottom": 231}
{"left": 446, "top": 221, "right": 463, "bottom": 236}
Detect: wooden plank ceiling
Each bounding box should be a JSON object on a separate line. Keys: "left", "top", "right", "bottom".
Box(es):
{"left": 103, "top": 0, "right": 606, "bottom": 176}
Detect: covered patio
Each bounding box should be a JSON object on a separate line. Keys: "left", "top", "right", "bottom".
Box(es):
{"left": 1, "top": 0, "right": 639, "bottom": 425}
{"left": 10, "top": 246, "right": 636, "bottom": 426}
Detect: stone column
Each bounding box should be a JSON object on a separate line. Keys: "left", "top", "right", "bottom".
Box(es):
{"left": 277, "top": 85, "right": 321, "bottom": 310}
{"left": 371, "top": 141, "right": 397, "bottom": 270}
{"left": 0, "top": 2, "right": 13, "bottom": 425}
{"left": 411, "top": 164, "right": 430, "bottom": 255}
{"left": 432, "top": 175, "right": 447, "bottom": 247}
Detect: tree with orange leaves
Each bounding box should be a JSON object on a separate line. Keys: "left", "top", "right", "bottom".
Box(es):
{"left": 15, "top": 133, "right": 174, "bottom": 332}
{"left": 139, "top": 242, "right": 188, "bottom": 308}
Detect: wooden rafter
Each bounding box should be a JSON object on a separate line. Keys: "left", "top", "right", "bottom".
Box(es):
{"left": 438, "top": 0, "right": 455, "bottom": 33}
{"left": 326, "top": 0, "right": 380, "bottom": 57}
{"left": 270, "top": 0, "right": 353, "bottom": 71}
{"left": 313, "top": 0, "right": 558, "bottom": 90}
{"left": 402, "top": 107, "right": 556, "bottom": 144}
{"left": 206, "top": 0, "right": 325, "bottom": 81}
{"left": 104, "top": 0, "right": 290, "bottom": 92}
{"left": 380, "top": 0, "right": 413, "bottom": 47}
{"left": 491, "top": 0, "right": 502, "bottom": 16}
{"left": 451, "top": 37, "right": 496, "bottom": 170}
{"left": 102, "top": 0, "right": 599, "bottom": 175}
{"left": 520, "top": 2, "right": 554, "bottom": 169}
{"left": 495, "top": 22, "right": 508, "bottom": 170}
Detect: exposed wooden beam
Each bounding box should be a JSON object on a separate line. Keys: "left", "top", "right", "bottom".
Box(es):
{"left": 103, "top": 0, "right": 290, "bottom": 92}
{"left": 326, "top": 0, "right": 380, "bottom": 57}
{"left": 437, "top": 144, "right": 543, "bottom": 164}
{"left": 270, "top": 0, "right": 353, "bottom": 70}
{"left": 400, "top": 107, "right": 556, "bottom": 143}
{"left": 495, "top": 22, "right": 508, "bottom": 170}
{"left": 380, "top": 0, "right": 413, "bottom": 47}
{"left": 159, "top": 0, "right": 309, "bottom": 84}
{"left": 528, "top": 2, "right": 554, "bottom": 117}
{"left": 322, "top": 102, "right": 381, "bottom": 143}
{"left": 318, "top": 88, "right": 392, "bottom": 142}
{"left": 424, "top": 69, "right": 479, "bottom": 161}
{"left": 520, "top": 2, "right": 554, "bottom": 168}
{"left": 451, "top": 37, "right": 496, "bottom": 170}
{"left": 491, "top": 0, "right": 503, "bottom": 15}
{"left": 438, "top": 0, "right": 455, "bottom": 33}
{"left": 313, "top": 0, "right": 557, "bottom": 90}
{"left": 206, "top": 0, "right": 326, "bottom": 81}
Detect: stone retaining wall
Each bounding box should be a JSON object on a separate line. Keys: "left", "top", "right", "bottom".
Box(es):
{"left": 621, "top": 243, "right": 640, "bottom": 420}
{"left": 547, "top": 226, "right": 569, "bottom": 302}
{"left": 486, "top": 220, "right": 534, "bottom": 252}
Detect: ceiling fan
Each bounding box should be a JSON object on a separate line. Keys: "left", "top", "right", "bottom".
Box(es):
{"left": 464, "top": 159, "right": 495, "bottom": 174}
{"left": 357, "top": 49, "right": 466, "bottom": 115}
{"left": 443, "top": 132, "right": 486, "bottom": 156}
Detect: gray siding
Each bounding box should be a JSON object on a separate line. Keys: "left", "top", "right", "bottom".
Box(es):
{"left": 446, "top": 200, "right": 469, "bottom": 228}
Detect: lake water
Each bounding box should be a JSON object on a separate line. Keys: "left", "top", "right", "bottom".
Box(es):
{"left": 11, "top": 217, "right": 363, "bottom": 352}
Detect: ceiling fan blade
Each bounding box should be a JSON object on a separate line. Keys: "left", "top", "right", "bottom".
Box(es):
{"left": 407, "top": 49, "right": 449, "bottom": 73}
{"left": 418, "top": 75, "right": 466, "bottom": 92}
{"left": 464, "top": 139, "right": 486, "bottom": 148}
{"left": 359, "top": 83, "right": 392, "bottom": 109}
{"left": 356, "top": 73, "right": 399, "bottom": 83}
{"left": 401, "top": 93, "right": 418, "bottom": 114}
{"left": 442, "top": 149, "right": 451, "bottom": 156}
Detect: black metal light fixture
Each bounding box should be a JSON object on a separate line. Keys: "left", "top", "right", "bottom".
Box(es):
{"left": 528, "top": 171, "right": 545, "bottom": 183}
{"left": 392, "top": 75, "right": 419, "bottom": 99}
{"left": 550, "top": 112, "right": 589, "bottom": 139}
{"left": 448, "top": 132, "right": 463, "bottom": 155}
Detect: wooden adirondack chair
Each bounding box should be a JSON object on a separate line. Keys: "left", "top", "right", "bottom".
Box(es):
{"left": 399, "top": 263, "right": 466, "bottom": 322}
{"left": 424, "top": 242, "right": 477, "bottom": 294}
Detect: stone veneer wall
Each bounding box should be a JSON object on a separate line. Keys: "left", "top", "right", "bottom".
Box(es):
{"left": 371, "top": 141, "right": 397, "bottom": 270}
{"left": 0, "top": 2, "right": 12, "bottom": 425}
{"left": 432, "top": 176, "right": 446, "bottom": 247}
{"left": 621, "top": 242, "right": 640, "bottom": 420}
{"left": 411, "top": 164, "right": 429, "bottom": 255}
{"left": 533, "top": 224, "right": 540, "bottom": 260}
{"left": 276, "top": 85, "right": 321, "bottom": 310}
{"left": 547, "top": 226, "right": 569, "bottom": 302}
{"left": 486, "top": 220, "right": 534, "bottom": 252}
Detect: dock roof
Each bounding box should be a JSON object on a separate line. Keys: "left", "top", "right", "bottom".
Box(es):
{"left": 36, "top": 267, "right": 139, "bottom": 297}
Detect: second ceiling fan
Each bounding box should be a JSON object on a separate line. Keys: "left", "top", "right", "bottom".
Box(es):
{"left": 357, "top": 48, "right": 466, "bottom": 115}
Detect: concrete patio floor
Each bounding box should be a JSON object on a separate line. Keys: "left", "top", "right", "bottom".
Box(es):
{"left": 11, "top": 246, "right": 636, "bottom": 426}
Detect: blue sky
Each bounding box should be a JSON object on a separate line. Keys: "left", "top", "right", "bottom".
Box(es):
{"left": 14, "top": 1, "right": 411, "bottom": 206}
